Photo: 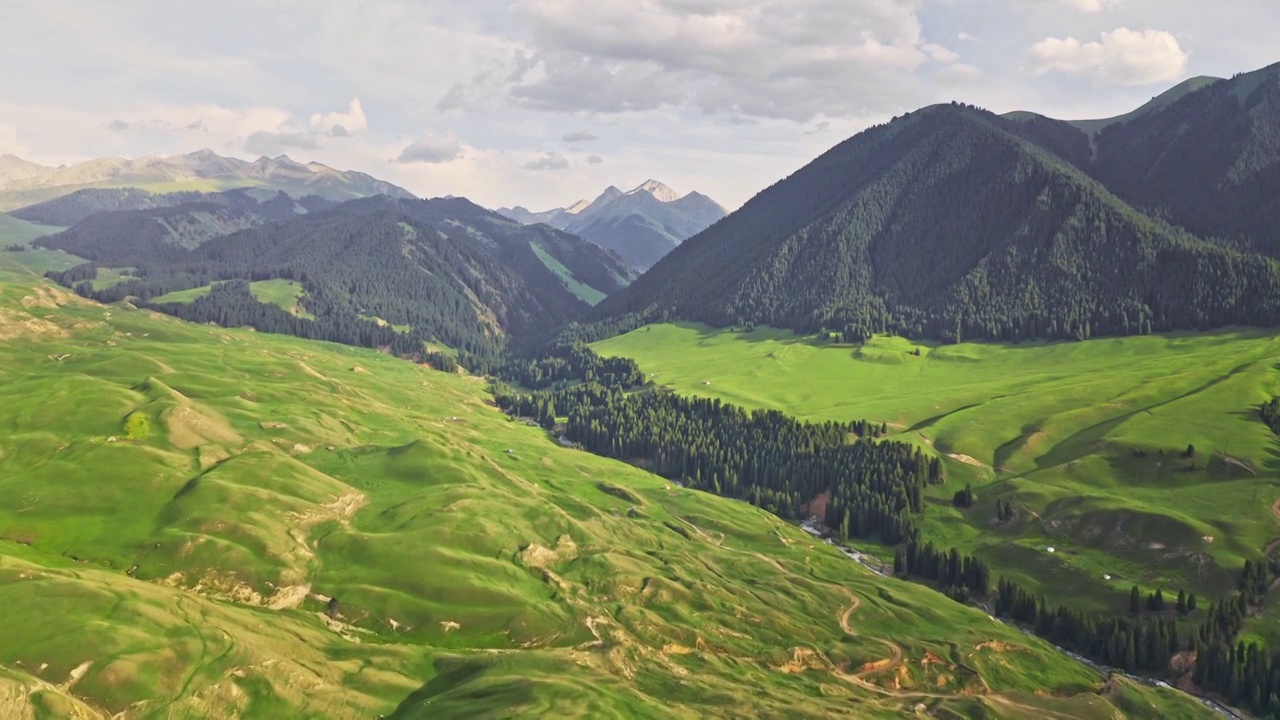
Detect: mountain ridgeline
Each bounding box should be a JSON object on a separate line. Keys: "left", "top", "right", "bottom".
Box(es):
{"left": 0, "top": 149, "right": 414, "bottom": 211}
{"left": 42, "top": 195, "right": 634, "bottom": 367}
{"left": 499, "top": 180, "right": 726, "bottom": 271}
{"left": 582, "top": 62, "right": 1280, "bottom": 345}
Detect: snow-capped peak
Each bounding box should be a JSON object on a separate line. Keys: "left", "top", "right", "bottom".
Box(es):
{"left": 629, "top": 179, "right": 684, "bottom": 202}
{"left": 564, "top": 198, "right": 593, "bottom": 214}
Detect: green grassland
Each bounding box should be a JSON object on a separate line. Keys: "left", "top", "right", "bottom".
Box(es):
{"left": 594, "top": 323, "right": 1280, "bottom": 616}
{"left": 247, "top": 278, "right": 314, "bottom": 319}
{"left": 150, "top": 279, "right": 315, "bottom": 319}
{"left": 530, "top": 241, "right": 608, "bottom": 306}
{"left": 0, "top": 214, "right": 64, "bottom": 246}
{"left": 0, "top": 246, "right": 85, "bottom": 281}
{"left": 0, "top": 279, "right": 1215, "bottom": 718}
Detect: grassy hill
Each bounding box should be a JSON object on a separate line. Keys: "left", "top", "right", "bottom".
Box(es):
{"left": 593, "top": 323, "right": 1280, "bottom": 616}
{"left": 0, "top": 275, "right": 1216, "bottom": 718}
{"left": 0, "top": 213, "right": 63, "bottom": 247}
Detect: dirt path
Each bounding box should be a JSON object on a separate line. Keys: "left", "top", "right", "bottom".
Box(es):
{"left": 946, "top": 453, "right": 985, "bottom": 468}
{"left": 836, "top": 592, "right": 905, "bottom": 679}
{"left": 675, "top": 516, "right": 787, "bottom": 573}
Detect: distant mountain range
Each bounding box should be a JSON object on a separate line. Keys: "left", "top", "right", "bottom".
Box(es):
{"left": 584, "top": 61, "right": 1280, "bottom": 344}
{"left": 498, "top": 180, "right": 727, "bottom": 270}
{"left": 38, "top": 193, "right": 633, "bottom": 367}
{"left": 0, "top": 149, "right": 414, "bottom": 211}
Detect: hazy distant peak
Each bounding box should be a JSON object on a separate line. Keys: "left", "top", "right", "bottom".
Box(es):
{"left": 0, "top": 148, "right": 414, "bottom": 208}
{"left": 630, "top": 179, "right": 683, "bottom": 202}
{"left": 564, "top": 198, "right": 592, "bottom": 214}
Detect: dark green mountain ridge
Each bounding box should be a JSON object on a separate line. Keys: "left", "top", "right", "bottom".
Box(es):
{"left": 43, "top": 196, "right": 633, "bottom": 365}
{"left": 581, "top": 62, "right": 1280, "bottom": 344}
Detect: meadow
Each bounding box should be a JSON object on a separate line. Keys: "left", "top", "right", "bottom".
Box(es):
{"left": 0, "top": 273, "right": 1217, "bottom": 718}
{"left": 594, "top": 323, "right": 1280, "bottom": 619}
{"left": 150, "top": 278, "right": 314, "bottom": 319}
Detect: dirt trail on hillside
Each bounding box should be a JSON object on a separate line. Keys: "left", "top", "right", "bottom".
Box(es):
{"left": 836, "top": 593, "right": 905, "bottom": 679}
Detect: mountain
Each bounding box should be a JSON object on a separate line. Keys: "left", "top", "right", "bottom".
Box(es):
{"left": 1086, "top": 62, "right": 1280, "bottom": 256}
{"left": 0, "top": 149, "right": 414, "bottom": 211}
{"left": 584, "top": 80, "right": 1280, "bottom": 344}
{"left": 498, "top": 180, "right": 727, "bottom": 270}
{"left": 9, "top": 187, "right": 194, "bottom": 226}
{"left": 1003, "top": 75, "right": 1223, "bottom": 137}
{"left": 41, "top": 196, "right": 635, "bottom": 365}
{"left": 31, "top": 189, "right": 335, "bottom": 263}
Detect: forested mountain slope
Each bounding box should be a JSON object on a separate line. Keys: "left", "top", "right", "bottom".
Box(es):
{"left": 34, "top": 189, "right": 334, "bottom": 263}
{"left": 8, "top": 187, "right": 200, "bottom": 226}
{"left": 1086, "top": 62, "right": 1280, "bottom": 256}
{"left": 43, "top": 196, "right": 633, "bottom": 364}
{"left": 587, "top": 98, "right": 1280, "bottom": 343}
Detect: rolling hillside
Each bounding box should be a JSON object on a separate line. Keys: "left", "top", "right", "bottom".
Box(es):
{"left": 0, "top": 273, "right": 1217, "bottom": 718}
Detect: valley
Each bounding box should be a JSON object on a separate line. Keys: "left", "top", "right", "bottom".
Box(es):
{"left": 1, "top": 24, "right": 1278, "bottom": 717}
{"left": 0, "top": 272, "right": 1215, "bottom": 718}
{"left": 592, "top": 324, "right": 1280, "bottom": 616}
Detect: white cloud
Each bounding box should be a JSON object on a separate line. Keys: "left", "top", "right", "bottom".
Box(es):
{"left": 523, "top": 151, "right": 571, "bottom": 171}
{"left": 310, "top": 99, "right": 368, "bottom": 137}
{"left": 0, "top": 125, "right": 27, "bottom": 156}
{"left": 493, "top": 0, "right": 943, "bottom": 121}
{"left": 937, "top": 64, "right": 984, "bottom": 84}
{"left": 395, "top": 133, "right": 464, "bottom": 164}
{"left": 562, "top": 131, "right": 598, "bottom": 142}
{"left": 923, "top": 44, "right": 960, "bottom": 63}
{"left": 1063, "top": 0, "right": 1123, "bottom": 12}
{"left": 1028, "top": 28, "right": 1188, "bottom": 85}
{"left": 244, "top": 130, "right": 318, "bottom": 155}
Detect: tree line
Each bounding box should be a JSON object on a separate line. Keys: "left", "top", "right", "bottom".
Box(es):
{"left": 495, "top": 381, "right": 941, "bottom": 544}
{"left": 494, "top": 344, "right": 1280, "bottom": 716}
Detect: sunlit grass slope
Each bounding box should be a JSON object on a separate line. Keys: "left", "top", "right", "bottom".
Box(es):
{"left": 150, "top": 278, "right": 314, "bottom": 319}
{"left": 594, "top": 322, "right": 1280, "bottom": 615}
{"left": 0, "top": 281, "right": 1214, "bottom": 718}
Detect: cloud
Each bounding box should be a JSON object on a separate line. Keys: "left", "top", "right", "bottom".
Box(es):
{"left": 491, "top": 0, "right": 946, "bottom": 121}
{"left": 310, "top": 99, "right": 367, "bottom": 137}
{"left": 106, "top": 119, "right": 131, "bottom": 132}
{"left": 1028, "top": 28, "right": 1188, "bottom": 85}
{"left": 937, "top": 63, "right": 984, "bottom": 84}
{"left": 395, "top": 133, "right": 464, "bottom": 164}
{"left": 923, "top": 44, "right": 959, "bottom": 63}
{"left": 585, "top": 154, "right": 603, "bottom": 164}
{"left": 0, "top": 125, "right": 27, "bottom": 156}
{"left": 523, "top": 151, "right": 570, "bottom": 171}
{"left": 1062, "top": 0, "right": 1122, "bottom": 11}
{"left": 243, "top": 130, "right": 319, "bottom": 155}
{"left": 562, "top": 130, "right": 598, "bottom": 142}
{"left": 957, "top": 32, "right": 981, "bottom": 44}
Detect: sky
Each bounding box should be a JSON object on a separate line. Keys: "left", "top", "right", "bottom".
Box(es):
{"left": 0, "top": 0, "right": 1275, "bottom": 211}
